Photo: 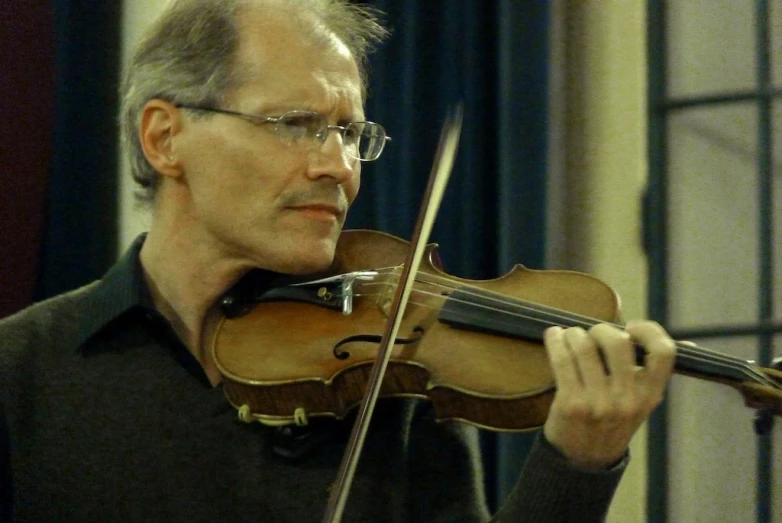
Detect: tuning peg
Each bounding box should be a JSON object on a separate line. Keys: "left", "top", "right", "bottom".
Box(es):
{"left": 752, "top": 357, "right": 782, "bottom": 435}
{"left": 754, "top": 409, "right": 774, "bottom": 435}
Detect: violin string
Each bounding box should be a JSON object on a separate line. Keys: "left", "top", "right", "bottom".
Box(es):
{"left": 365, "top": 268, "right": 762, "bottom": 368}
{"left": 408, "top": 275, "right": 777, "bottom": 388}
{"left": 367, "top": 282, "right": 778, "bottom": 389}
{"left": 348, "top": 271, "right": 778, "bottom": 389}
{"left": 350, "top": 268, "right": 765, "bottom": 381}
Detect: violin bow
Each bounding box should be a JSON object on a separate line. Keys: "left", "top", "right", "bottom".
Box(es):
{"left": 322, "top": 106, "right": 463, "bottom": 523}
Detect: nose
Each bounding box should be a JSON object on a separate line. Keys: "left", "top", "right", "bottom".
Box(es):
{"left": 306, "top": 129, "right": 357, "bottom": 184}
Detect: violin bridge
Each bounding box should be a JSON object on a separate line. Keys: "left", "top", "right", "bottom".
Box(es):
{"left": 375, "top": 265, "right": 404, "bottom": 317}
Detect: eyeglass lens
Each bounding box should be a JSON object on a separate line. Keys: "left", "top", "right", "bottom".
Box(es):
{"left": 274, "top": 112, "right": 386, "bottom": 161}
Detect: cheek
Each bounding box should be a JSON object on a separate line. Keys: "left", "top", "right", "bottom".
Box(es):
{"left": 185, "top": 133, "right": 289, "bottom": 197}
{"left": 346, "top": 166, "right": 361, "bottom": 204}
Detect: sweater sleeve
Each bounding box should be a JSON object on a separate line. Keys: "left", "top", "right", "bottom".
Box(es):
{"left": 404, "top": 401, "right": 626, "bottom": 523}
{"left": 492, "top": 433, "right": 627, "bottom": 522}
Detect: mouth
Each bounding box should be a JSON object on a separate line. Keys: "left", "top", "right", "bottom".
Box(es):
{"left": 287, "top": 203, "right": 344, "bottom": 222}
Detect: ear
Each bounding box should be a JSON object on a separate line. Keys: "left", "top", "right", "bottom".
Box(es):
{"left": 139, "top": 99, "right": 184, "bottom": 179}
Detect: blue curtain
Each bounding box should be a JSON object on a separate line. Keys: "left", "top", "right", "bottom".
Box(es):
{"left": 348, "top": 0, "right": 550, "bottom": 509}
{"left": 36, "top": 0, "right": 550, "bottom": 512}
{"left": 35, "top": 0, "right": 120, "bottom": 301}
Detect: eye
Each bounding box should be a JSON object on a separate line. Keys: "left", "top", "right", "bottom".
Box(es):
{"left": 343, "top": 123, "right": 364, "bottom": 142}
{"left": 277, "top": 112, "right": 325, "bottom": 141}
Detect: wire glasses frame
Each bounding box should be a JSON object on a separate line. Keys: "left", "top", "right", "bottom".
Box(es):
{"left": 175, "top": 104, "right": 390, "bottom": 162}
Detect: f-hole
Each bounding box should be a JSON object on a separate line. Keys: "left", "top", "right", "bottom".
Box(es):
{"left": 332, "top": 326, "right": 425, "bottom": 360}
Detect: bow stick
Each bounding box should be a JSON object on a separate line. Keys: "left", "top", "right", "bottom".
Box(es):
{"left": 322, "top": 106, "right": 463, "bottom": 522}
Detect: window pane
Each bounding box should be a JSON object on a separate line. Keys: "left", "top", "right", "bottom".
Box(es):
{"left": 668, "top": 336, "right": 757, "bottom": 523}
{"left": 668, "top": 104, "right": 759, "bottom": 330}
{"left": 667, "top": 1, "right": 755, "bottom": 98}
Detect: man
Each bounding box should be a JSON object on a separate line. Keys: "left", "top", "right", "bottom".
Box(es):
{"left": 0, "top": 0, "right": 676, "bottom": 521}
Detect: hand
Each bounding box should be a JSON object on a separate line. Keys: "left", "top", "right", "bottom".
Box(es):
{"left": 542, "top": 320, "right": 676, "bottom": 470}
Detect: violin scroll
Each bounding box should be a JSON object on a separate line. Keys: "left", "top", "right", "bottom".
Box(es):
{"left": 746, "top": 358, "right": 782, "bottom": 435}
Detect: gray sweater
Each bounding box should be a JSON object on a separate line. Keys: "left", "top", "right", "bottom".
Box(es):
{"left": 0, "top": 237, "right": 625, "bottom": 522}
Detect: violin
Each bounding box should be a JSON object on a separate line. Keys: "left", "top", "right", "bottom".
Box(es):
{"left": 211, "top": 228, "right": 782, "bottom": 434}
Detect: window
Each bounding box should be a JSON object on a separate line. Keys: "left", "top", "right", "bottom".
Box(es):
{"left": 646, "top": 1, "right": 782, "bottom": 522}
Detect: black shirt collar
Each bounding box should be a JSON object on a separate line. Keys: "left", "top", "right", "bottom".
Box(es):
{"left": 75, "top": 234, "right": 282, "bottom": 351}
{"left": 74, "top": 233, "right": 218, "bottom": 387}
{"left": 75, "top": 233, "right": 158, "bottom": 349}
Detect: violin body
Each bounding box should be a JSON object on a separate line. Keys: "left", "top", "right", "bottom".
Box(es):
{"left": 212, "top": 229, "right": 621, "bottom": 432}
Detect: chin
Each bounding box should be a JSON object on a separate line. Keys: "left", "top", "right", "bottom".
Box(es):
{"left": 283, "top": 256, "right": 334, "bottom": 275}
{"left": 279, "top": 238, "right": 339, "bottom": 275}
{"left": 255, "top": 222, "right": 343, "bottom": 275}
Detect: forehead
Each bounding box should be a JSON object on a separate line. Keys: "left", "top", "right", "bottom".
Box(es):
{"left": 229, "top": 6, "right": 363, "bottom": 114}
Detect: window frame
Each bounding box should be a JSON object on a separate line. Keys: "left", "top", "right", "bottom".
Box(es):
{"left": 646, "top": 2, "right": 781, "bottom": 522}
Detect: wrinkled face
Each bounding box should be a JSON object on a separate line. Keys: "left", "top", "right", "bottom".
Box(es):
{"left": 174, "top": 11, "right": 364, "bottom": 274}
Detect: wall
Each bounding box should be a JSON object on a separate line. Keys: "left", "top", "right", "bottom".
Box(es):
{"left": 553, "top": 1, "right": 649, "bottom": 521}
{"left": 118, "top": 0, "right": 161, "bottom": 254}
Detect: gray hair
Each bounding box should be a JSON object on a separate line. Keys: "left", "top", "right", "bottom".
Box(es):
{"left": 120, "top": 0, "right": 389, "bottom": 204}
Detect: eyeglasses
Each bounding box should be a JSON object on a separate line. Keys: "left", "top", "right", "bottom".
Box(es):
{"left": 176, "top": 105, "right": 390, "bottom": 162}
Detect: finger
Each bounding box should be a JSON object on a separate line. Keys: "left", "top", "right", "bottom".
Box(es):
{"left": 564, "top": 326, "right": 609, "bottom": 393}
{"left": 588, "top": 323, "right": 635, "bottom": 391}
{"left": 544, "top": 326, "right": 582, "bottom": 394}
{"left": 625, "top": 320, "right": 676, "bottom": 392}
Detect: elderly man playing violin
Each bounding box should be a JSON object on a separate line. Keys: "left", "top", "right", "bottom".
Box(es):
{"left": 0, "top": 0, "right": 676, "bottom": 521}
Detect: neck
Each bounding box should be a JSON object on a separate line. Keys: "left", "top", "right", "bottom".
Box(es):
{"left": 139, "top": 204, "right": 252, "bottom": 386}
